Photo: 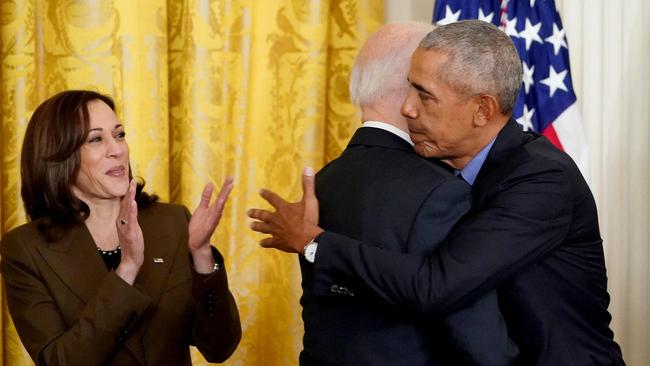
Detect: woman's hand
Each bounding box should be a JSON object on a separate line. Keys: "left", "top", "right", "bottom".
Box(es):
{"left": 115, "top": 179, "right": 145, "bottom": 285}
{"left": 189, "top": 177, "right": 234, "bottom": 273}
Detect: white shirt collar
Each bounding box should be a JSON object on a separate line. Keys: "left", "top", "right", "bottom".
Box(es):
{"left": 361, "top": 121, "right": 414, "bottom": 146}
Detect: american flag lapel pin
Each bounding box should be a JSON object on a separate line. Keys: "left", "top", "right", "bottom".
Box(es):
{"left": 153, "top": 257, "right": 164, "bottom": 264}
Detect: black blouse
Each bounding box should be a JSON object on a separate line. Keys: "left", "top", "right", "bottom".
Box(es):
{"left": 97, "top": 246, "right": 121, "bottom": 271}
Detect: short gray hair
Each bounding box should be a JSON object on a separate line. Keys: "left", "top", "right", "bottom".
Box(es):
{"left": 420, "top": 20, "right": 522, "bottom": 113}
{"left": 350, "top": 22, "right": 433, "bottom": 107}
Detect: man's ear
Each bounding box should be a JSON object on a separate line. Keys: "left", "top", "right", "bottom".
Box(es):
{"left": 473, "top": 94, "right": 500, "bottom": 127}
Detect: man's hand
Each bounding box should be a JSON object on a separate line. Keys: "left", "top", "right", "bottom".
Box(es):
{"left": 247, "top": 167, "right": 323, "bottom": 253}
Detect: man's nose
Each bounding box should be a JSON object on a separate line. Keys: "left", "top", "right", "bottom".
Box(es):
{"left": 401, "top": 90, "right": 418, "bottom": 119}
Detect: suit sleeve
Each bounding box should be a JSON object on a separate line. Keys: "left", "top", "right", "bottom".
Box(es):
{"left": 189, "top": 248, "right": 241, "bottom": 362}
{"left": 181, "top": 207, "right": 241, "bottom": 363}
{"left": 0, "top": 232, "right": 152, "bottom": 366}
{"left": 312, "top": 162, "right": 573, "bottom": 314}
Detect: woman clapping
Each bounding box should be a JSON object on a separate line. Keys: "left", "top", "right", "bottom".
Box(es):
{"left": 1, "top": 90, "right": 241, "bottom": 365}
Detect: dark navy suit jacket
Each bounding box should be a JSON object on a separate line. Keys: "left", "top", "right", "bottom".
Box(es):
{"left": 299, "top": 126, "right": 516, "bottom": 366}
{"left": 312, "top": 120, "right": 625, "bottom": 365}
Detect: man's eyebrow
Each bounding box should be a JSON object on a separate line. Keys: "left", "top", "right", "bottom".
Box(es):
{"left": 407, "top": 78, "right": 434, "bottom": 96}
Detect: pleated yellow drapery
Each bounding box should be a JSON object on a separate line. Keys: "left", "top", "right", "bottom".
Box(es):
{"left": 0, "top": 1, "right": 383, "bottom": 365}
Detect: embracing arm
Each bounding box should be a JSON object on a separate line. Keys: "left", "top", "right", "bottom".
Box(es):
{"left": 312, "top": 163, "right": 573, "bottom": 314}
{"left": 249, "top": 164, "right": 572, "bottom": 315}
{"left": 0, "top": 232, "right": 151, "bottom": 366}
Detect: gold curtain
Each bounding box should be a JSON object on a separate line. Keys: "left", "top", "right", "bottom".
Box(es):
{"left": 0, "top": 0, "right": 383, "bottom": 365}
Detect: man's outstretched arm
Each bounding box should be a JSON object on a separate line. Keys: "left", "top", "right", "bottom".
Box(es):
{"left": 248, "top": 164, "right": 572, "bottom": 314}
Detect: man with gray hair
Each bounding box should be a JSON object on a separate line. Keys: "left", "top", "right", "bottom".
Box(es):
{"left": 250, "top": 20, "right": 624, "bottom": 365}
{"left": 257, "top": 22, "right": 516, "bottom": 365}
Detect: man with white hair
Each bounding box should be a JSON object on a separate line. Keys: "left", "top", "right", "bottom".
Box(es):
{"left": 250, "top": 20, "right": 624, "bottom": 365}
{"left": 258, "top": 22, "right": 516, "bottom": 365}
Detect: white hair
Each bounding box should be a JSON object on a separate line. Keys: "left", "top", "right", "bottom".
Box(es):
{"left": 349, "top": 22, "right": 433, "bottom": 107}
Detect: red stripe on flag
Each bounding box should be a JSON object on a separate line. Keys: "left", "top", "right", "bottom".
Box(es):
{"left": 500, "top": 0, "right": 509, "bottom": 28}
{"left": 542, "top": 124, "right": 565, "bottom": 151}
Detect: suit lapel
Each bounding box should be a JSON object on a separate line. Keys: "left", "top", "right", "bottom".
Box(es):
{"left": 131, "top": 206, "right": 180, "bottom": 338}
{"left": 127, "top": 207, "right": 180, "bottom": 365}
{"left": 129, "top": 231, "right": 174, "bottom": 360}
{"left": 35, "top": 225, "right": 107, "bottom": 303}
{"left": 472, "top": 119, "right": 531, "bottom": 207}
{"left": 133, "top": 229, "right": 174, "bottom": 313}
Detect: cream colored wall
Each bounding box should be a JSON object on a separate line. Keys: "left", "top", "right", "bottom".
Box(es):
{"left": 385, "top": 0, "right": 433, "bottom": 23}
{"left": 385, "top": 1, "right": 650, "bottom": 364}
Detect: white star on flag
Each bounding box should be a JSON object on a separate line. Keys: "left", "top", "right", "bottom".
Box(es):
{"left": 478, "top": 8, "right": 494, "bottom": 24}
{"left": 540, "top": 65, "right": 569, "bottom": 97}
{"left": 504, "top": 16, "right": 519, "bottom": 38}
{"left": 522, "top": 62, "right": 535, "bottom": 93}
{"left": 517, "top": 104, "right": 535, "bottom": 131}
{"left": 437, "top": 5, "right": 461, "bottom": 25}
{"left": 545, "top": 23, "right": 568, "bottom": 55}
{"left": 519, "top": 18, "right": 543, "bottom": 50}
{"left": 530, "top": 0, "right": 537, "bottom": 7}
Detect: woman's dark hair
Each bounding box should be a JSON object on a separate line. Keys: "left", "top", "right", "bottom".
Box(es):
{"left": 21, "top": 90, "right": 158, "bottom": 241}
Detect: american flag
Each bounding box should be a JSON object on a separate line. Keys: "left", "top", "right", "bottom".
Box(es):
{"left": 433, "top": 0, "right": 588, "bottom": 176}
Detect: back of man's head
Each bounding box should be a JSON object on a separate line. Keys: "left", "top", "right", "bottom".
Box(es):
{"left": 350, "top": 22, "right": 433, "bottom": 119}
{"left": 419, "top": 20, "right": 523, "bottom": 115}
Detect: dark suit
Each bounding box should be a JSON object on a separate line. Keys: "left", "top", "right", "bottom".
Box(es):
{"left": 312, "top": 120, "right": 625, "bottom": 365}
{"left": 0, "top": 203, "right": 241, "bottom": 366}
{"left": 300, "top": 126, "right": 516, "bottom": 366}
